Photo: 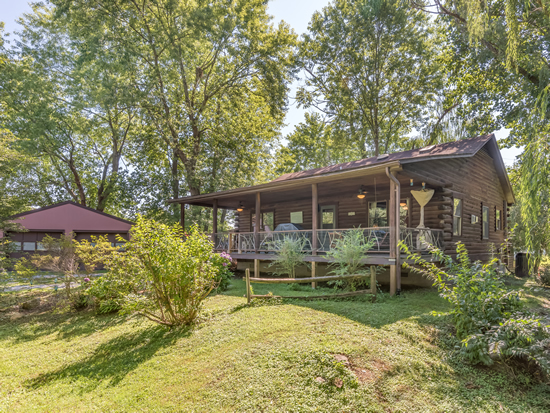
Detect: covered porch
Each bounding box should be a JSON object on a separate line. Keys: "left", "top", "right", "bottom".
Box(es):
{"left": 169, "top": 162, "right": 453, "bottom": 295}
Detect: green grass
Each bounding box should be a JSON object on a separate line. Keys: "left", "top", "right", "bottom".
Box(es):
{"left": 1, "top": 278, "right": 549, "bottom": 412}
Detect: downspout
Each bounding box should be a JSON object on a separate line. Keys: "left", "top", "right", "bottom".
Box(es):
{"left": 386, "top": 166, "right": 401, "bottom": 294}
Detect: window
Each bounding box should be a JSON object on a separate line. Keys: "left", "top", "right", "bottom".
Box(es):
{"left": 36, "top": 242, "right": 46, "bottom": 251}
{"left": 262, "top": 212, "right": 274, "bottom": 231}
{"left": 369, "top": 201, "right": 387, "bottom": 227}
{"left": 482, "top": 205, "right": 489, "bottom": 239}
{"left": 11, "top": 241, "right": 22, "bottom": 251}
{"left": 453, "top": 199, "right": 462, "bottom": 236}
{"left": 290, "top": 211, "right": 303, "bottom": 224}
{"left": 496, "top": 209, "right": 502, "bottom": 230}
{"left": 23, "top": 242, "right": 36, "bottom": 251}
{"left": 252, "top": 211, "right": 275, "bottom": 231}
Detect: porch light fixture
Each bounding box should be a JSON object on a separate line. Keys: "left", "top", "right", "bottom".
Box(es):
{"left": 236, "top": 202, "right": 244, "bottom": 212}
{"left": 357, "top": 186, "right": 367, "bottom": 199}
{"left": 410, "top": 179, "right": 414, "bottom": 186}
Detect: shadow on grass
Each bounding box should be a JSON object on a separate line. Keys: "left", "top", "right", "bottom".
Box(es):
{"left": 222, "top": 277, "right": 449, "bottom": 329}
{"left": 25, "top": 324, "right": 188, "bottom": 392}
{"left": 0, "top": 309, "right": 127, "bottom": 345}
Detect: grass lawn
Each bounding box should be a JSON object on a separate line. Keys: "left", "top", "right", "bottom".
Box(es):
{"left": 1, "top": 277, "right": 549, "bottom": 412}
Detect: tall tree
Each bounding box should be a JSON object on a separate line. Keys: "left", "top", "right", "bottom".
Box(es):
{"left": 53, "top": 0, "right": 297, "bottom": 197}
{"left": 413, "top": 0, "right": 550, "bottom": 258}
{"left": 275, "top": 112, "right": 357, "bottom": 174}
{"left": 1, "top": 5, "right": 138, "bottom": 213}
{"left": 297, "top": 0, "right": 443, "bottom": 157}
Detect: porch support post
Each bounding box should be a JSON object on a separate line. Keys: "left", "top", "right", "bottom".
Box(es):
{"left": 386, "top": 166, "right": 401, "bottom": 296}
{"left": 180, "top": 203, "right": 185, "bottom": 231}
{"left": 212, "top": 199, "right": 218, "bottom": 244}
{"left": 254, "top": 259, "right": 260, "bottom": 279}
{"left": 311, "top": 261, "right": 316, "bottom": 289}
{"left": 389, "top": 178, "right": 397, "bottom": 296}
{"left": 394, "top": 174, "right": 401, "bottom": 293}
{"left": 255, "top": 192, "right": 261, "bottom": 252}
{"left": 312, "top": 183, "right": 318, "bottom": 255}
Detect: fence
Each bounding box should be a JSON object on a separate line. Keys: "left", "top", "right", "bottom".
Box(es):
{"left": 214, "top": 227, "right": 444, "bottom": 255}
{"left": 244, "top": 267, "right": 377, "bottom": 303}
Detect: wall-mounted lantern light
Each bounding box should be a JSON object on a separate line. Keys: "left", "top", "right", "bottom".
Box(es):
{"left": 357, "top": 185, "right": 367, "bottom": 199}
{"left": 237, "top": 202, "right": 244, "bottom": 212}
{"left": 422, "top": 182, "right": 426, "bottom": 190}
{"left": 410, "top": 179, "right": 414, "bottom": 186}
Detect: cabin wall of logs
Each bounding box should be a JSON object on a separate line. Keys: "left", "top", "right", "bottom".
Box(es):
{"left": 234, "top": 147, "right": 509, "bottom": 263}
{"left": 402, "top": 147, "right": 509, "bottom": 263}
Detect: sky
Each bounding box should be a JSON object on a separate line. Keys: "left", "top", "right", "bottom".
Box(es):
{"left": 1, "top": 0, "right": 522, "bottom": 165}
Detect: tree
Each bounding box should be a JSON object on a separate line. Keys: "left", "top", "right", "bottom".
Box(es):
{"left": 0, "top": 25, "right": 32, "bottom": 268}
{"left": 52, "top": 0, "right": 297, "bottom": 198}
{"left": 297, "top": 0, "right": 443, "bottom": 158}
{"left": 411, "top": 0, "right": 550, "bottom": 258}
{"left": 275, "top": 113, "right": 357, "bottom": 175}
{"left": 0, "top": 5, "right": 138, "bottom": 213}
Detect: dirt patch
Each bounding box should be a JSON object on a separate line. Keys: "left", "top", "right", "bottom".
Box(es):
{"left": 349, "top": 357, "right": 391, "bottom": 384}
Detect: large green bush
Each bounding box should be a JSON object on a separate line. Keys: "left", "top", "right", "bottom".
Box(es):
{"left": 104, "top": 217, "right": 219, "bottom": 326}
{"left": 401, "top": 241, "right": 550, "bottom": 377}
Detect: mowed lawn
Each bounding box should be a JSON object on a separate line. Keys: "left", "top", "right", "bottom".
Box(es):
{"left": 1, "top": 279, "right": 549, "bottom": 412}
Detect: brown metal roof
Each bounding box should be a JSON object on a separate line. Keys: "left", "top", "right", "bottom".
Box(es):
{"left": 167, "top": 133, "right": 514, "bottom": 206}
{"left": 272, "top": 134, "right": 494, "bottom": 182}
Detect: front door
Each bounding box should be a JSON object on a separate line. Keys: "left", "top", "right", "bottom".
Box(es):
{"left": 320, "top": 205, "right": 337, "bottom": 229}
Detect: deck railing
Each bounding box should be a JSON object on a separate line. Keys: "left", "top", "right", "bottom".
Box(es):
{"left": 213, "top": 227, "right": 444, "bottom": 255}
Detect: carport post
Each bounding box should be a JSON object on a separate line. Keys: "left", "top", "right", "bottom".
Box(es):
{"left": 212, "top": 198, "right": 218, "bottom": 244}
{"left": 180, "top": 203, "right": 185, "bottom": 231}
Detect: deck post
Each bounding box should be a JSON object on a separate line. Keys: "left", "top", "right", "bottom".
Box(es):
{"left": 255, "top": 192, "right": 261, "bottom": 252}
{"left": 370, "top": 265, "right": 377, "bottom": 297}
{"left": 254, "top": 259, "right": 260, "bottom": 279}
{"left": 212, "top": 198, "right": 218, "bottom": 244}
{"left": 389, "top": 178, "right": 397, "bottom": 296}
{"left": 180, "top": 203, "right": 185, "bottom": 231}
{"left": 246, "top": 268, "right": 251, "bottom": 304}
{"left": 312, "top": 183, "right": 318, "bottom": 255}
{"left": 311, "top": 261, "right": 316, "bottom": 289}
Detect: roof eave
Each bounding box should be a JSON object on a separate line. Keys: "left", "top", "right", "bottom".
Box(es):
{"left": 167, "top": 161, "right": 402, "bottom": 205}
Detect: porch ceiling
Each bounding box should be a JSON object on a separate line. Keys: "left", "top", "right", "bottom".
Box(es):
{"left": 172, "top": 168, "right": 443, "bottom": 210}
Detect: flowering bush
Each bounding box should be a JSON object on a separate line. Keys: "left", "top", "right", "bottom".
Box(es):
{"left": 210, "top": 251, "right": 234, "bottom": 292}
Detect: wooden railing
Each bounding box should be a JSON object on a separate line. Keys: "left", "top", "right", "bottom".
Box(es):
{"left": 213, "top": 227, "right": 444, "bottom": 255}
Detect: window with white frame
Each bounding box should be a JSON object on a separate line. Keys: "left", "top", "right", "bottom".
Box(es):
{"left": 453, "top": 198, "right": 462, "bottom": 236}
{"left": 482, "top": 206, "right": 489, "bottom": 239}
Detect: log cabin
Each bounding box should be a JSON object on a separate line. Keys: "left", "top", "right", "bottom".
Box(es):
{"left": 168, "top": 133, "right": 514, "bottom": 295}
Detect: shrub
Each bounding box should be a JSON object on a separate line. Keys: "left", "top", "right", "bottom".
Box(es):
{"left": 87, "top": 275, "right": 133, "bottom": 314}
{"left": 536, "top": 267, "right": 550, "bottom": 287}
{"left": 14, "top": 257, "right": 37, "bottom": 287}
{"left": 402, "top": 241, "right": 550, "bottom": 378}
{"left": 32, "top": 234, "right": 80, "bottom": 299}
{"left": 75, "top": 235, "right": 117, "bottom": 277}
{"left": 269, "top": 235, "right": 308, "bottom": 278}
{"left": 106, "top": 217, "right": 219, "bottom": 326}
{"left": 325, "top": 228, "right": 374, "bottom": 290}
{"left": 210, "top": 252, "right": 233, "bottom": 292}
